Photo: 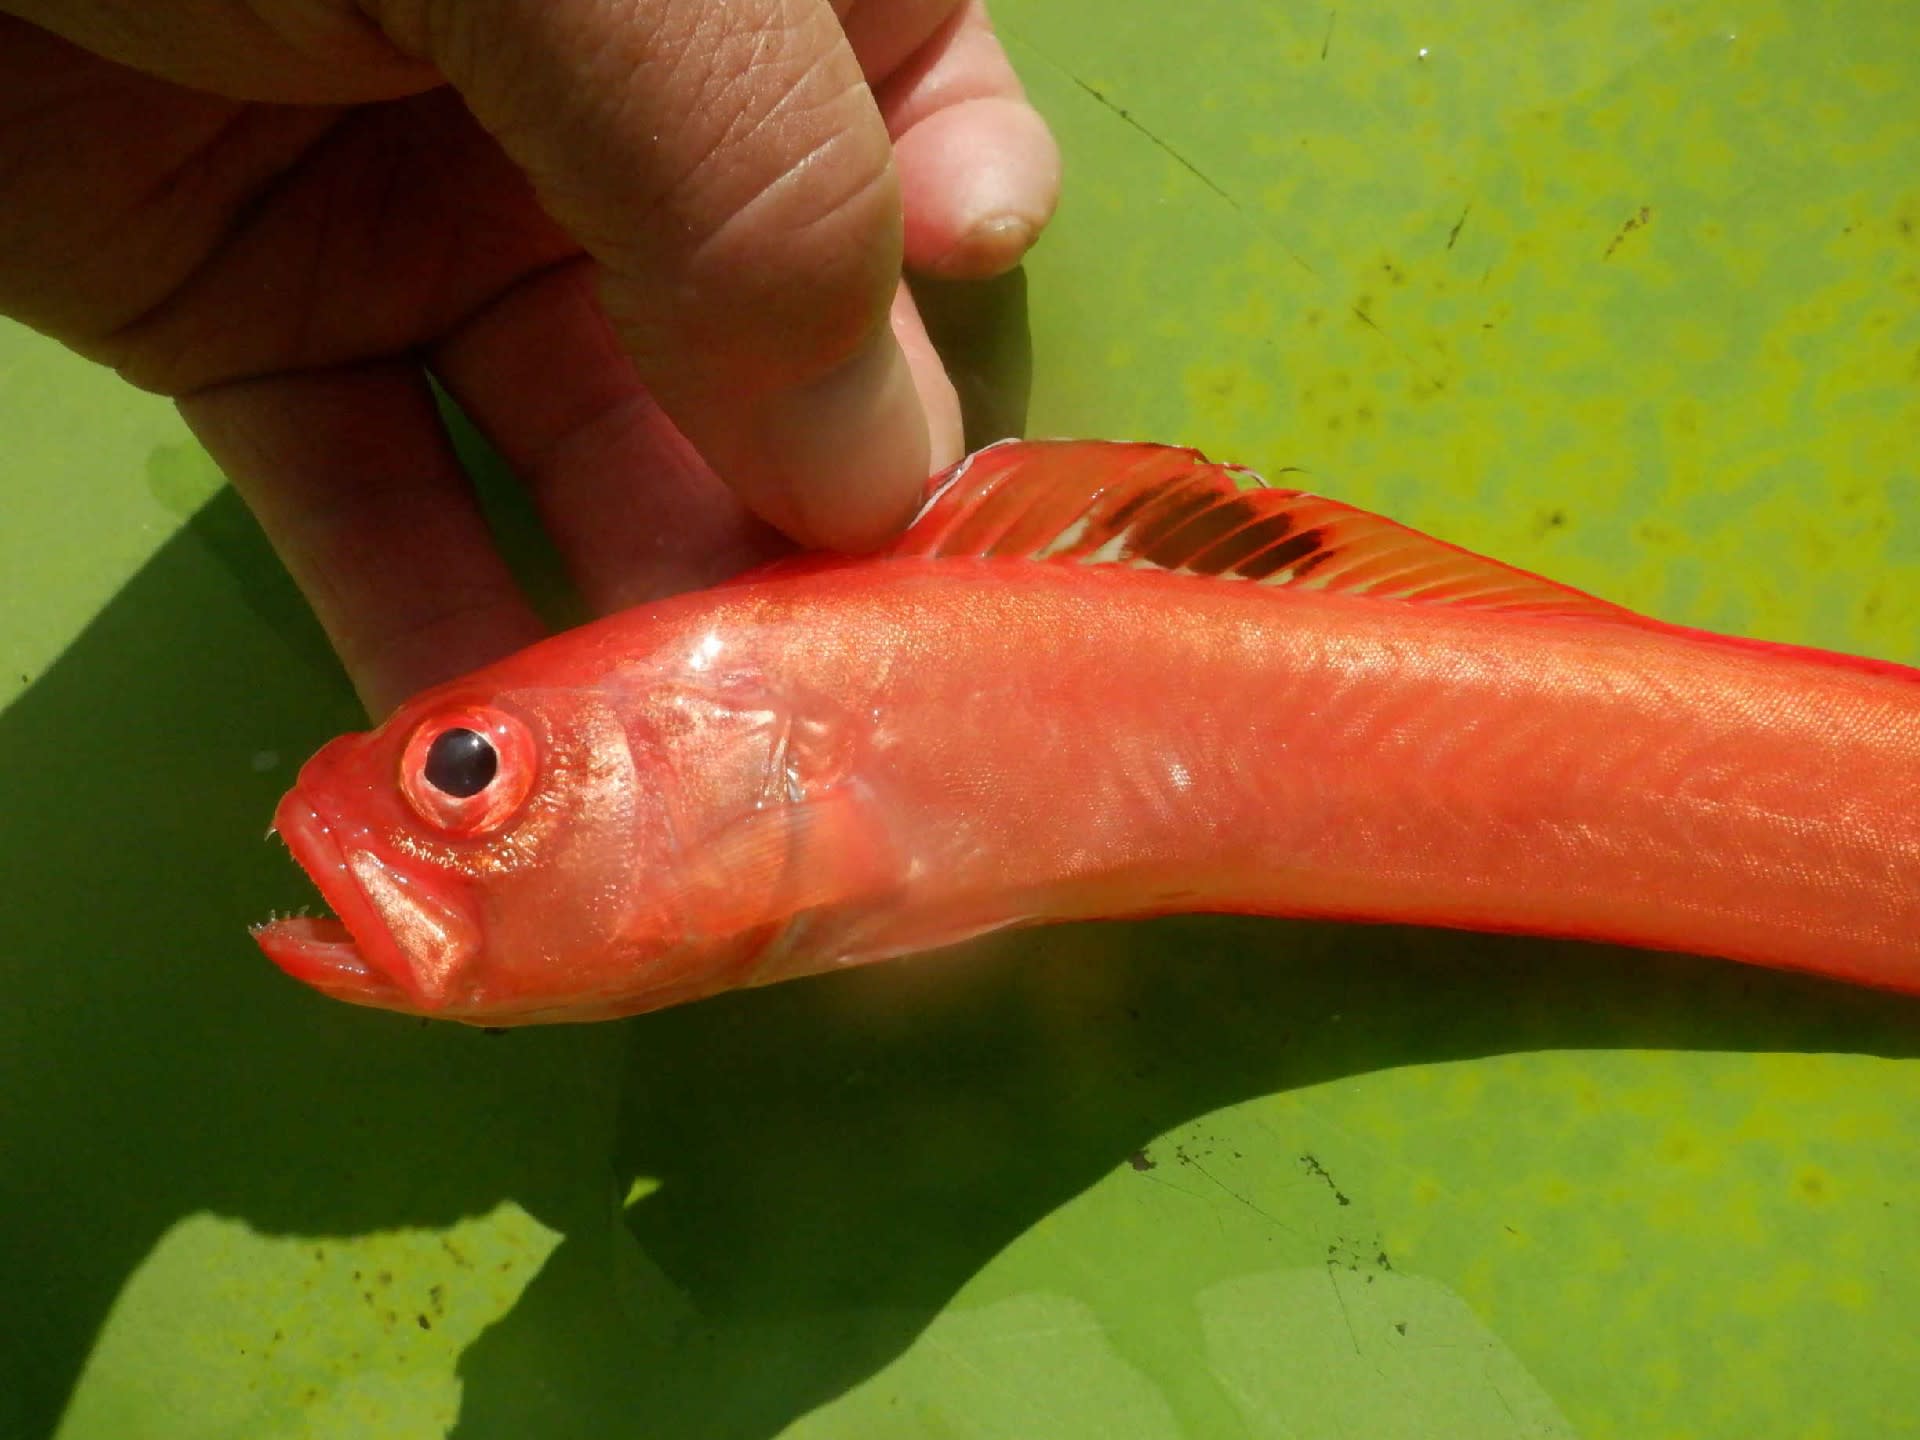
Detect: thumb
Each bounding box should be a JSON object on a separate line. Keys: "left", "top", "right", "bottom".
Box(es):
{"left": 369, "top": 0, "right": 929, "bottom": 549}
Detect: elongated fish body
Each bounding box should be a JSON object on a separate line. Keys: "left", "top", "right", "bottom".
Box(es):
{"left": 257, "top": 441, "right": 1920, "bottom": 1024}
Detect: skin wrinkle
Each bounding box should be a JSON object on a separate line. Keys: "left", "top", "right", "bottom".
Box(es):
{"left": 464, "top": 0, "right": 679, "bottom": 169}
{"left": 878, "top": 3, "right": 1016, "bottom": 138}
{"left": 705, "top": 17, "right": 832, "bottom": 174}
{"left": 887, "top": 75, "right": 1018, "bottom": 149}
{"left": 836, "top": 0, "right": 962, "bottom": 81}
{"left": 606, "top": 132, "right": 897, "bottom": 395}
{"left": 687, "top": 89, "right": 893, "bottom": 284}
{"left": 571, "top": 5, "right": 688, "bottom": 151}
{"left": 589, "top": 7, "right": 880, "bottom": 287}
{"left": 100, "top": 96, "right": 573, "bottom": 394}
{"left": 284, "top": 129, "right": 347, "bottom": 375}
{"left": 423, "top": 0, "right": 895, "bottom": 385}
{"left": 244, "top": 0, "right": 424, "bottom": 72}
{"left": 426, "top": 10, "right": 705, "bottom": 271}
{"left": 0, "top": 31, "right": 307, "bottom": 333}
{"left": 352, "top": 0, "right": 458, "bottom": 69}
{"left": 11, "top": 0, "right": 428, "bottom": 100}
{"left": 171, "top": 250, "right": 587, "bottom": 413}
{"left": 120, "top": 104, "right": 263, "bottom": 241}
{"left": 573, "top": 47, "right": 701, "bottom": 244}
{"left": 88, "top": 112, "right": 349, "bottom": 384}
{"left": 645, "top": 32, "right": 898, "bottom": 383}
{"left": 186, "top": 368, "right": 434, "bottom": 533}
{"left": 105, "top": 238, "right": 288, "bottom": 392}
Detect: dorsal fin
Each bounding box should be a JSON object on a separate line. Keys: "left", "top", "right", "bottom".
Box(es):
{"left": 892, "top": 439, "right": 1637, "bottom": 622}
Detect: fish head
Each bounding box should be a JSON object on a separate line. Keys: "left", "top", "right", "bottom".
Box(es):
{"left": 257, "top": 658, "right": 891, "bottom": 1025}
{"left": 255, "top": 680, "right": 667, "bottom": 1024}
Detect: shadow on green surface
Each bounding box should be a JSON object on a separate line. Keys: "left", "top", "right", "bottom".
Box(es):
{"left": 5, "top": 270, "right": 1918, "bottom": 1440}
{"left": 451, "top": 921, "right": 1920, "bottom": 1437}
{"left": 914, "top": 269, "right": 1035, "bottom": 448}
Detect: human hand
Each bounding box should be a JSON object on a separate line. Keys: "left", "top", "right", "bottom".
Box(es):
{"left": 0, "top": 0, "right": 1060, "bottom": 713}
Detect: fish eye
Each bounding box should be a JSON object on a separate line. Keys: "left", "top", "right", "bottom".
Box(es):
{"left": 400, "top": 706, "right": 536, "bottom": 837}
{"left": 424, "top": 728, "right": 497, "bottom": 797}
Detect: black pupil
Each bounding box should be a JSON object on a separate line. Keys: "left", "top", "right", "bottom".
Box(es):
{"left": 423, "top": 727, "right": 498, "bottom": 798}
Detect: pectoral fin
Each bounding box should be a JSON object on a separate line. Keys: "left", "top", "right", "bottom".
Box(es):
{"left": 666, "top": 784, "right": 898, "bottom": 945}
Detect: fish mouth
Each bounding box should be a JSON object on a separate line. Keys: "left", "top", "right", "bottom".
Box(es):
{"left": 255, "top": 912, "right": 397, "bottom": 1006}
{"left": 255, "top": 792, "right": 470, "bottom": 1014}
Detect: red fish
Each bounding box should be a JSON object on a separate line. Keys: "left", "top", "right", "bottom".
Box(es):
{"left": 256, "top": 440, "right": 1920, "bottom": 1025}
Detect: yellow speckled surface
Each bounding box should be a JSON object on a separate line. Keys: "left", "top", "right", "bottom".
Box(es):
{"left": 2, "top": 2, "right": 1917, "bottom": 1438}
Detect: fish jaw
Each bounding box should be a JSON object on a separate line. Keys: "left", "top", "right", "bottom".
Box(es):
{"left": 256, "top": 791, "right": 480, "bottom": 1016}
{"left": 255, "top": 914, "right": 403, "bottom": 1010}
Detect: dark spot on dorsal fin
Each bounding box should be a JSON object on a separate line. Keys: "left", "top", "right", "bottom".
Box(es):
{"left": 1124, "top": 489, "right": 1218, "bottom": 561}
{"left": 1143, "top": 494, "right": 1265, "bottom": 569}
{"left": 1102, "top": 488, "right": 1161, "bottom": 531}
{"left": 1287, "top": 542, "right": 1336, "bottom": 581}
{"left": 1190, "top": 509, "right": 1295, "bottom": 573}
{"left": 1236, "top": 527, "right": 1328, "bottom": 580}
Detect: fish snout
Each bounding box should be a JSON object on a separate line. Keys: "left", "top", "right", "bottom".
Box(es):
{"left": 258, "top": 790, "right": 481, "bottom": 1014}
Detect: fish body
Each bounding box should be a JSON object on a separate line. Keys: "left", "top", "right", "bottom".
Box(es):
{"left": 257, "top": 441, "right": 1920, "bottom": 1024}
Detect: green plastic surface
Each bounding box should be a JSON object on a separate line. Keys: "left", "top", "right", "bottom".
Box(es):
{"left": 5, "top": 2, "right": 1919, "bottom": 1436}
